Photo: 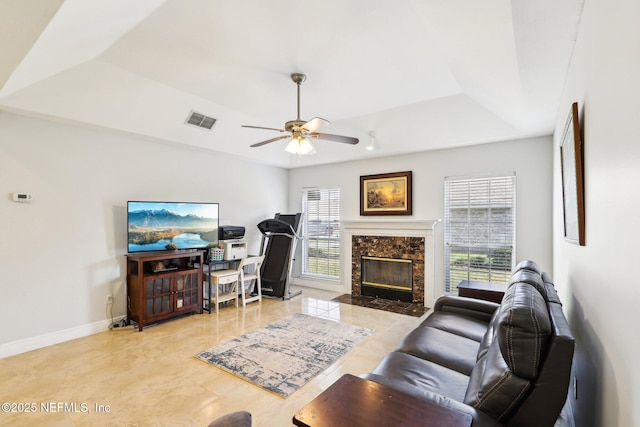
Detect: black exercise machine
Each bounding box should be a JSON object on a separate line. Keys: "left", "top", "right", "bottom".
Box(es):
{"left": 257, "top": 213, "right": 303, "bottom": 300}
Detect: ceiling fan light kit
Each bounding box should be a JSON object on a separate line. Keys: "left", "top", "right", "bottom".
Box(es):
{"left": 285, "top": 135, "right": 317, "bottom": 155}
{"left": 243, "top": 73, "right": 359, "bottom": 155}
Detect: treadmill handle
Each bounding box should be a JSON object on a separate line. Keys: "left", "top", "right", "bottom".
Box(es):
{"left": 257, "top": 219, "right": 302, "bottom": 240}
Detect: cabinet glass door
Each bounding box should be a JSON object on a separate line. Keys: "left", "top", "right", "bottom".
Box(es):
{"left": 175, "top": 271, "right": 199, "bottom": 310}
{"left": 145, "top": 275, "right": 172, "bottom": 316}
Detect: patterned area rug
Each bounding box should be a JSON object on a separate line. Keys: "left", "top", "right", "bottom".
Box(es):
{"left": 194, "top": 313, "right": 374, "bottom": 398}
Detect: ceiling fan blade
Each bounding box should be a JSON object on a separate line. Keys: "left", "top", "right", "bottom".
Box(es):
{"left": 250, "top": 135, "right": 290, "bottom": 147}
{"left": 301, "top": 117, "right": 330, "bottom": 133}
{"left": 311, "top": 132, "right": 359, "bottom": 145}
{"left": 242, "top": 125, "right": 286, "bottom": 132}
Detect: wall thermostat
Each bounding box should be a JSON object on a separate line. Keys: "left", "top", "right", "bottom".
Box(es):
{"left": 12, "top": 193, "right": 33, "bottom": 203}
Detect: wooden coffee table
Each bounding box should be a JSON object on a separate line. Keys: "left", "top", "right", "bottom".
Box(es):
{"left": 292, "top": 374, "right": 472, "bottom": 427}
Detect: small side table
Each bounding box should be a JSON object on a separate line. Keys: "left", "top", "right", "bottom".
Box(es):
{"left": 293, "top": 374, "right": 472, "bottom": 427}
{"left": 204, "top": 259, "right": 242, "bottom": 313}
{"left": 457, "top": 280, "right": 507, "bottom": 303}
{"left": 208, "top": 269, "right": 240, "bottom": 313}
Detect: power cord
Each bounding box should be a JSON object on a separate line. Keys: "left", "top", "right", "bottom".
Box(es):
{"left": 107, "top": 295, "right": 130, "bottom": 330}
{"left": 107, "top": 296, "right": 115, "bottom": 329}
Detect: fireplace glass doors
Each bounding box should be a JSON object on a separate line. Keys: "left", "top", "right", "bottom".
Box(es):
{"left": 361, "top": 256, "right": 413, "bottom": 302}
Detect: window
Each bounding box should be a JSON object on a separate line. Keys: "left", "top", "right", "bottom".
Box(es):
{"left": 444, "top": 174, "right": 516, "bottom": 293}
{"left": 302, "top": 187, "right": 341, "bottom": 279}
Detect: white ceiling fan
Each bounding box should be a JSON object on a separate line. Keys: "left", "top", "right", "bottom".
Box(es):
{"left": 242, "top": 73, "right": 359, "bottom": 155}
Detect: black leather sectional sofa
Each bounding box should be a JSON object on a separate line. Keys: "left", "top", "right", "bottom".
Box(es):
{"left": 361, "top": 260, "right": 575, "bottom": 427}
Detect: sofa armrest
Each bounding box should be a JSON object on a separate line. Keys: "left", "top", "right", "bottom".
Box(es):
{"left": 434, "top": 295, "right": 499, "bottom": 321}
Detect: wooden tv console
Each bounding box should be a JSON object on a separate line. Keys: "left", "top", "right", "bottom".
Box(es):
{"left": 126, "top": 250, "right": 204, "bottom": 331}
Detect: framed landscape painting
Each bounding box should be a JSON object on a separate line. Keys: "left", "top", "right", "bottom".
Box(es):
{"left": 560, "top": 102, "right": 585, "bottom": 246}
{"left": 360, "top": 171, "right": 412, "bottom": 216}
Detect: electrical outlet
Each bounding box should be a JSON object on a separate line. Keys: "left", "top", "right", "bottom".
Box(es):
{"left": 106, "top": 294, "right": 113, "bottom": 305}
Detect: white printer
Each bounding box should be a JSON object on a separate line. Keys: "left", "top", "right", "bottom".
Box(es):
{"left": 218, "top": 226, "right": 247, "bottom": 260}
{"left": 221, "top": 240, "right": 247, "bottom": 260}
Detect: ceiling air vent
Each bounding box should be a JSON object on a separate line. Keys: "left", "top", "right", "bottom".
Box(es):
{"left": 185, "top": 110, "right": 216, "bottom": 130}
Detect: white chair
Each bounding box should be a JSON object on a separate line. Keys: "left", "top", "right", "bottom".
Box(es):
{"left": 238, "top": 255, "right": 264, "bottom": 306}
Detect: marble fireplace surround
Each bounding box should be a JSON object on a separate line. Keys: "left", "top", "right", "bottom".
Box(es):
{"left": 341, "top": 220, "right": 440, "bottom": 308}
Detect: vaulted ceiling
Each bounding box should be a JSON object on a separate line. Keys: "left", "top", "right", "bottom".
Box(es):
{"left": 0, "top": 0, "right": 584, "bottom": 168}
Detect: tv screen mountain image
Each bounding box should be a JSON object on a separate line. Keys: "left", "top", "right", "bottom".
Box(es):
{"left": 127, "top": 201, "right": 219, "bottom": 252}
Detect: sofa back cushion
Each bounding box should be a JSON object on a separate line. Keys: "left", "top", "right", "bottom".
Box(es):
{"left": 505, "top": 301, "right": 575, "bottom": 426}
{"left": 464, "top": 283, "right": 551, "bottom": 421}
{"left": 508, "top": 269, "right": 548, "bottom": 301}
{"left": 513, "top": 259, "right": 540, "bottom": 274}
{"left": 541, "top": 271, "right": 562, "bottom": 304}
{"left": 499, "top": 283, "right": 551, "bottom": 378}
{"left": 476, "top": 268, "right": 551, "bottom": 360}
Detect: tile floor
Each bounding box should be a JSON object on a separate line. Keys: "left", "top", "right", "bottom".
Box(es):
{"left": 0, "top": 286, "right": 428, "bottom": 427}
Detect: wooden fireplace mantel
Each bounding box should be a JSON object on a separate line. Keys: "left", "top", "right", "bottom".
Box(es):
{"left": 341, "top": 219, "right": 441, "bottom": 234}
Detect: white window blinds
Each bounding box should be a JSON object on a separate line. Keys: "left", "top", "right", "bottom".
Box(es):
{"left": 444, "top": 174, "right": 516, "bottom": 292}
{"left": 301, "top": 187, "right": 341, "bottom": 279}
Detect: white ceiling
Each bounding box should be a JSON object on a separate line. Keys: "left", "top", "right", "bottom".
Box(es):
{"left": 0, "top": 0, "right": 584, "bottom": 168}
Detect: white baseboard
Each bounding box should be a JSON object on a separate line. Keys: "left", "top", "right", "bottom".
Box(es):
{"left": 1, "top": 280, "right": 345, "bottom": 359}
{"left": 0, "top": 316, "right": 126, "bottom": 359}
{"left": 292, "top": 277, "right": 346, "bottom": 294}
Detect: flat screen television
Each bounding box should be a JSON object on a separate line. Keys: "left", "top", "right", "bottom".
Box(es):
{"left": 127, "top": 201, "right": 219, "bottom": 253}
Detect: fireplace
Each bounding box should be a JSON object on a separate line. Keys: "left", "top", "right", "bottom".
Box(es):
{"left": 361, "top": 256, "right": 413, "bottom": 302}
{"left": 352, "top": 235, "right": 424, "bottom": 303}
{"left": 341, "top": 220, "right": 440, "bottom": 308}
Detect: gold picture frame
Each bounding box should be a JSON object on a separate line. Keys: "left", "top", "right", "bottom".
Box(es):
{"left": 560, "top": 102, "right": 585, "bottom": 246}
{"left": 360, "top": 171, "right": 412, "bottom": 216}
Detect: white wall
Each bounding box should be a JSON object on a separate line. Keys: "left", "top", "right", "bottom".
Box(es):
{"left": 552, "top": 0, "right": 640, "bottom": 425}
{"left": 288, "top": 136, "right": 553, "bottom": 298}
{"left": 0, "top": 111, "right": 555, "bottom": 361}
{"left": 0, "top": 112, "right": 287, "bottom": 357}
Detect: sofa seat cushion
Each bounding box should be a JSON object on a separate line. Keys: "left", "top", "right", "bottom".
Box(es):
{"left": 369, "top": 351, "right": 470, "bottom": 402}
{"left": 396, "top": 326, "right": 480, "bottom": 375}
{"left": 421, "top": 311, "right": 491, "bottom": 342}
